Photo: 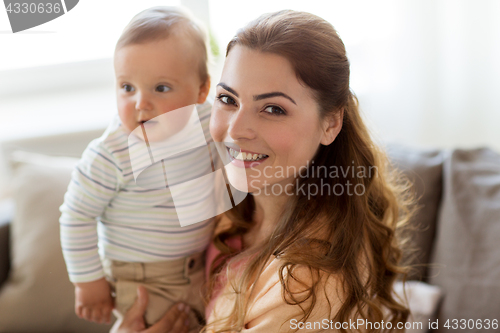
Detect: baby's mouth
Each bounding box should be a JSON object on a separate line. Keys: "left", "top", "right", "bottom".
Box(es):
{"left": 227, "top": 147, "right": 269, "bottom": 162}
{"left": 139, "top": 119, "right": 157, "bottom": 125}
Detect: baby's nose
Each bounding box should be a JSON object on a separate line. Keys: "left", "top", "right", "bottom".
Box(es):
{"left": 135, "top": 93, "right": 153, "bottom": 111}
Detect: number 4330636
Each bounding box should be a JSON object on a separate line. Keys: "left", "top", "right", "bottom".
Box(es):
{"left": 6, "top": 2, "right": 62, "bottom": 14}
{"left": 444, "top": 319, "right": 498, "bottom": 330}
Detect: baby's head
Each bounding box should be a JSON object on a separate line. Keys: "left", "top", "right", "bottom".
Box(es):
{"left": 114, "top": 6, "right": 211, "bottom": 133}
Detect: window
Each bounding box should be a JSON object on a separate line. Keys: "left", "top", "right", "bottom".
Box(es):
{"left": 0, "top": 0, "right": 181, "bottom": 70}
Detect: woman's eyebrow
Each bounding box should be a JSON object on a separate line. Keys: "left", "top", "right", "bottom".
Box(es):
{"left": 217, "top": 83, "right": 297, "bottom": 105}
{"left": 253, "top": 92, "right": 296, "bottom": 105}
{"left": 217, "top": 83, "right": 239, "bottom": 97}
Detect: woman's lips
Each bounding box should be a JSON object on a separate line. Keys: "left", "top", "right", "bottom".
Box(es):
{"left": 226, "top": 146, "right": 269, "bottom": 168}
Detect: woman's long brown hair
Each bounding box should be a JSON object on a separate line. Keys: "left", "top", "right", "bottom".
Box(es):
{"left": 203, "top": 10, "right": 416, "bottom": 333}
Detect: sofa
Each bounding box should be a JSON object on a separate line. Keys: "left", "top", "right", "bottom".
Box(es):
{"left": 0, "top": 129, "right": 499, "bottom": 333}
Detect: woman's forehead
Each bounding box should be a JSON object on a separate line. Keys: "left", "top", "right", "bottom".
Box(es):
{"left": 220, "top": 45, "right": 310, "bottom": 99}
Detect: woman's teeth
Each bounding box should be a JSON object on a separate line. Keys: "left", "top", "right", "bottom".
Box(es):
{"left": 228, "top": 147, "right": 268, "bottom": 161}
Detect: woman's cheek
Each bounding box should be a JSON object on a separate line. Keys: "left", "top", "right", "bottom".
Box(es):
{"left": 265, "top": 129, "right": 295, "bottom": 159}
{"left": 209, "top": 109, "right": 226, "bottom": 142}
{"left": 269, "top": 125, "right": 317, "bottom": 167}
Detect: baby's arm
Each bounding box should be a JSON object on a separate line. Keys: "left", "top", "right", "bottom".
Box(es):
{"left": 59, "top": 140, "right": 121, "bottom": 321}
{"left": 74, "top": 277, "right": 114, "bottom": 324}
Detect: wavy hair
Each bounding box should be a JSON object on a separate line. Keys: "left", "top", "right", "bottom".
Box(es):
{"left": 203, "top": 10, "right": 416, "bottom": 333}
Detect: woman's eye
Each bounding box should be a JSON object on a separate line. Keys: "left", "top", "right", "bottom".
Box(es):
{"left": 217, "top": 95, "right": 237, "bottom": 106}
{"left": 156, "top": 85, "right": 171, "bottom": 93}
{"left": 122, "top": 84, "right": 134, "bottom": 92}
{"left": 263, "top": 105, "right": 286, "bottom": 116}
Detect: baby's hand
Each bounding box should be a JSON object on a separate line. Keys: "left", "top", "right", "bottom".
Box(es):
{"left": 74, "top": 277, "right": 114, "bottom": 324}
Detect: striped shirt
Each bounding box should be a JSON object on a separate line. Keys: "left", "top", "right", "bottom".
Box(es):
{"left": 59, "top": 102, "right": 215, "bottom": 283}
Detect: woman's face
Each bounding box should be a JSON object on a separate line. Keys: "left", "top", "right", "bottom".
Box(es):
{"left": 210, "top": 45, "right": 338, "bottom": 194}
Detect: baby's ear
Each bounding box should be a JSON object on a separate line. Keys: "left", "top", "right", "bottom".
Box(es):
{"left": 320, "top": 109, "right": 343, "bottom": 146}
{"left": 197, "top": 77, "right": 211, "bottom": 104}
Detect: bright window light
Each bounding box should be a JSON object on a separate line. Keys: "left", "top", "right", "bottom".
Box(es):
{"left": 0, "top": 0, "right": 180, "bottom": 71}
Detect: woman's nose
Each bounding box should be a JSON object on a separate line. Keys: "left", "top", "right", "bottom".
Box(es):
{"left": 227, "top": 106, "right": 256, "bottom": 141}
{"left": 135, "top": 92, "right": 153, "bottom": 111}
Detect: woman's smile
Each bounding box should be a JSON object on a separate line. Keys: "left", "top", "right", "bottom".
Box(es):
{"left": 226, "top": 146, "right": 269, "bottom": 168}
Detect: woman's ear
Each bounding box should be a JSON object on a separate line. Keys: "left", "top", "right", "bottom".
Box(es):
{"left": 197, "top": 77, "right": 211, "bottom": 104}
{"left": 320, "top": 109, "right": 343, "bottom": 146}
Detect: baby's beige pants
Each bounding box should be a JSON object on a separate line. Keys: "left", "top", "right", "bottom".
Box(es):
{"left": 102, "top": 251, "right": 206, "bottom": 333}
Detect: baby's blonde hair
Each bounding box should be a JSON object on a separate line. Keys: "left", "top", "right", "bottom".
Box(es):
{"left": 116, "top": 6, "right": 210, "bottom": 83}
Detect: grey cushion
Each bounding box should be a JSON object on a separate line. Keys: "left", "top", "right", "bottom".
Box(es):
{"left": 428, "top": 147, "right": 500, "bottom": 330}
{"left": 386, "top": 144, "right": 445, "bottom": 281}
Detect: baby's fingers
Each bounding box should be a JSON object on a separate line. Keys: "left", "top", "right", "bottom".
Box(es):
{"left": 75, "top": 304, "right": 82, "bottom": 318}
{"left": 92, "top": 304, "right": 114, "bottom": 324}
{"left": 91, "top": 307, "right": 103, "bottom": 323}
{"left": 102, "top": 304, "right": 113, "bottom": 324}
{"left": 81, "top": 307, "right": 91, "bottom": 321}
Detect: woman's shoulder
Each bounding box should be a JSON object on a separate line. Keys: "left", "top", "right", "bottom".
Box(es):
{"left": 242, "top": 256, "right": 344, "bottom": 332}
{"left": 208, "top": 255, "right": 344, "bottom": 332}
{"left": 251, "top": 255, "right": 344, "bottom": 301}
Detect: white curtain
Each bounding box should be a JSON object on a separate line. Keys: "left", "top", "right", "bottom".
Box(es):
{"left": 209, "top": 0, "right": 500, "bottom": 151}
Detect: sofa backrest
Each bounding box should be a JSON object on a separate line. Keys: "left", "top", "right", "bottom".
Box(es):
{"left": 0, "top": 128, "right": 105, "bottom": 196}
{"left": 386, "top": 143, "right": 445, "bottom": 281}
{"left": 428, "top": 147, "right": 500, "bottom": 331}
{"left": 388, "top": 144, "right": 500, "bottom": 330}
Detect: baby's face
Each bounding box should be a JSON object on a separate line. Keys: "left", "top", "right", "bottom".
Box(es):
{"left": 114, "top": 35, "right": 209, "bottom": 133}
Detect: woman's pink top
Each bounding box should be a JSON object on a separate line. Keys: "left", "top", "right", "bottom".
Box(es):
{"left": 204, "top": 234, "right": 243, "bottom": 320}
{"left": 203, "top": 234, "right": 345, "bottom": 332}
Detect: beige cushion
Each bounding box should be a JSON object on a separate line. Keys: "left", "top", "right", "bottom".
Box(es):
{"left": 0, "top": 152, "right": 112, "bottom": 332}
{"left": 0, "top": 128, "right": 106, "bottom": 197}
{"left": 428, "top": 148, "right": 500, "bottom": 330}
{"left": 386, "top": 144, "right": 445, "bottom": 281}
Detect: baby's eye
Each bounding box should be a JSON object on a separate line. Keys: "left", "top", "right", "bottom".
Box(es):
{"left": 156, "top": 85, "right": 171, "bottom": 93}
{"left": 263, "top": 105, "right": 286, "bottom": 116}
{"left": 122, "top": 84, "right": 134, "bottom": 92}
{"left": 217, "top": 95, "right": 237, "bottom": 106}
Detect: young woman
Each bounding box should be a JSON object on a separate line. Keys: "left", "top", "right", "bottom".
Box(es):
{"left": 114, "top": 9, "right": 415, "bottom": 333}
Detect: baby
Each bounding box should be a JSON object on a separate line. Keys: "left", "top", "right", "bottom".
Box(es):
{"left": 59, "top": 7, "right": 213, "bottom": 332}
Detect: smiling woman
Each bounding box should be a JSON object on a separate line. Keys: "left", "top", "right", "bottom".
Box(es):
{"left": 202, "top": 10, "right": 416, "bottom": 333}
